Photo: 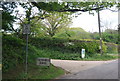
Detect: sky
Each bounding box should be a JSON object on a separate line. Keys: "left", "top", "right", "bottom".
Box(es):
{"left": 71, "top": 9, "right": 118, "bottom": 32}
{"left": 13, "top": 6, "right": 118, "bottom": 33}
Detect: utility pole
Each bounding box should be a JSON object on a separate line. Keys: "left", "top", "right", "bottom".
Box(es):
{"left": 97, "top": 3, "right": 103, "bottom": 55}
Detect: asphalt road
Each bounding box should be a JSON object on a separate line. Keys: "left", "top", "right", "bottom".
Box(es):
{"left": 59, "top": 60, "right": 118, "bottom": 79}
{"left": 51, "top": 59, "right": 116, "bottom": 74}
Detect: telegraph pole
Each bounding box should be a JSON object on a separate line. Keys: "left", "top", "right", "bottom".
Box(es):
{"left": 97, "top": 3, "right": 103, "bottom": 55}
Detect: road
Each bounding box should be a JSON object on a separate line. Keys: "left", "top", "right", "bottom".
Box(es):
{"left": 51, "top": 59, "right": 117, "bottom": 74}
{"left": 58, "top": 60, "right": 118, "bottom": 79}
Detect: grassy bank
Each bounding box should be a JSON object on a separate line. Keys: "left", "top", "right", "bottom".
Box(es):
{"left": 2, "top": 35, "right": 65, "bottom": 79}
{"left": 3, "top": 64, "right": 64, "bottom": 80}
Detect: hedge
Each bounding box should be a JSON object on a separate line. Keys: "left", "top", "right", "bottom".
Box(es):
{"left": 105, "top": 42, "right": 118, "bottom": 53}
{"left": 29, "top": 37, "right": 107, "bottom": 54}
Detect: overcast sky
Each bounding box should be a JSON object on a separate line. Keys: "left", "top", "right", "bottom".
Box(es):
{"left": 71, "top": 9, "right": 118, "bottom": 32}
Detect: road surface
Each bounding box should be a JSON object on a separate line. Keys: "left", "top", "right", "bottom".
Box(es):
{"left": 51, "top": 59, "right": 117, "bottom": 74}
{"left": 58, "top": 60, "right": 118, "bottom": 79}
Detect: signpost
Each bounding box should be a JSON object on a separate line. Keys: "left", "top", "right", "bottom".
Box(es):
{"left": 22, "top": 24, "right": 30, "bottom": 76}
{"left": 81, "top": 49, "right": 85, "bottom": 58}
{"left": 23, "top": 24, "right": 30, "bottom": 34}
{"left": 37, "top": 58, "right": 50, "bottom": 66}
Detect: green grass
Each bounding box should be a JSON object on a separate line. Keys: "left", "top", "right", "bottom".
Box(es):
{"left": 29, "top": 64, "right": 64, "bottom": 79}
{"left": 80, "top": 54, "right": 118, "bottom": 61}
{"left": 3, "top": 64, "right": 65, "bottom": 80}
{"left": 32, "top": 47, "right": 118, "bottom": 61}
{"left": 2, "top": 35, "right": 65, "bottom": 80}
{"left": 17, "top": 64, "right": 65, "bottom": 79}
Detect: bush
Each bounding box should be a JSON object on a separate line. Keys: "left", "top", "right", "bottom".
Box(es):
{"left": 3, "top": 35, "right": 25, "bottom": 72}
{"left": 29, "top": 37, "right": 69, "bottom": 51}
{"left": 29, "top": 37, "right": 107, "bottom": 55}
{"left": 2, "top": 35, "right": 39, "bottom": 72}
{"left": 66, "top": 40, "right": 107, "bottom": 55}
{"left": 105, "top": 42, "right": 118, "bottom": 53}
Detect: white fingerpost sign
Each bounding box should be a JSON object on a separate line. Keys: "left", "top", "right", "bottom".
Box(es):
{"left": 81, "top": 49, "right": 85, "bottom": 58}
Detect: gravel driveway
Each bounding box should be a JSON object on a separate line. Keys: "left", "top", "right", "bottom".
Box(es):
{"left": 51, "top": 59, "right": 117, "bottom": 74}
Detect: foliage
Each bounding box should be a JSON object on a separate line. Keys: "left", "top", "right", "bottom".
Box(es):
{"left": 90, "top": 29, "right": 118, "bottom": 44}
{"left": 102, "top": 29, "right": 118, "bottom": 44}
{"left": 90, "top": 32, "right": 100, "bottom": 40}
{"left": 54, "top": 27, "right": 91, "bottom": 39}
{"left": 1, "top": 2, "right": 17, "bottom": 32}
{"left": 32, "top": 2, "right": 117, "bottom": 12}
{"left": 31, "top": 2, "right": 65, "bottom": 12}
{"left": 29, "top": 37, "right": 107, "bottom": 55}
{"left": 2, "top": 35, "right": 25, "bottom": 72}
{"left": 29, "top": 37, "right": 68, "bottom": 49}
{"left": 2, "top": 35, "right": 39, "bottom": 72}
{"left": 3, "top": 35, "right": 65, "bottom": 79}
{"left": 29, "top": 12, "right": 72, "bottom": 37}
{"left": 68, "top": 39, "right": 107, "bottom": 54}
{"left": 29, "top": 18, "right": 48, "bottom": 37}
{"left": 105, "top": 42, "right": 118, "bottom": 53}
{"left": 82, "top": 54, "right": 118, "bottom": 61}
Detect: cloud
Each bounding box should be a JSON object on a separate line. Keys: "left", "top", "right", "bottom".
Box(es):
{"left": 71, "top": 9, "right": 118, "bottom": 32}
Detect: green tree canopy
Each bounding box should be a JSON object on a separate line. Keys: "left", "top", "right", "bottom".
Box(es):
{"left": 20, "top": 11, "right": 72, "bottom": 37}
{"left": 31, "top": 2, "right": 118, "bottom": 12}
{"left": 1, "top": 2, "right": 17, "bottom": 32}
{"left": 55, "top": 27, "right": 91, "bottom": 39}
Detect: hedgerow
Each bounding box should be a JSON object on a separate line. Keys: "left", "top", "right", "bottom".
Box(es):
{"left": 29, "top": 37, "right": 107, "bottom": 54}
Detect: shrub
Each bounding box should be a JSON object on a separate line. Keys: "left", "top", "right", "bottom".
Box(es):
{"left": 29, "top": 37, "right": 107, "bottom": 55}
{"left": 105, "top": 42, "right": 118, "bottom": 53}
{"left": 2, "top": 35, "right": 39, "bottom": 72}
{"left": 2, "top": 35, "right": 25, "bottom": 72}
{"left": 66, "top": 40, "right": 100, "bottom": 55}
{"left": 29, "top": 37, "right": 69, "bottom": 50}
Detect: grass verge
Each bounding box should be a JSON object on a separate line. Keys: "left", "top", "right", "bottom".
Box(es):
{"left": 3, "top": 64, "right": 65, "bottom": 80}
{"left": 3, "top": 35, "right": 65, "bottom": 80}
{"left": 32, "top": 47, "right": 118, "bottom": 61}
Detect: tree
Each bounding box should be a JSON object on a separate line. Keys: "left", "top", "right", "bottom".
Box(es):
{"left": 55, "top": 27, "right": 91, "bottom": 39}
{"left": 1, "top": 2, "right": 17, "bottom": 32}
{"left": 90, "top": 29, "right": 118, "bottom": 44}
{"left": 20, "top": 18, "right": 48, "bottom": 37}
{"left": 102, "top": 29, "right": 118, "bottom": 44}
{"left": 31, "top": 12, "right": 72, "bottom": 37}
{"left": 31, "top": 2, "right": 117, "bottom": 13}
